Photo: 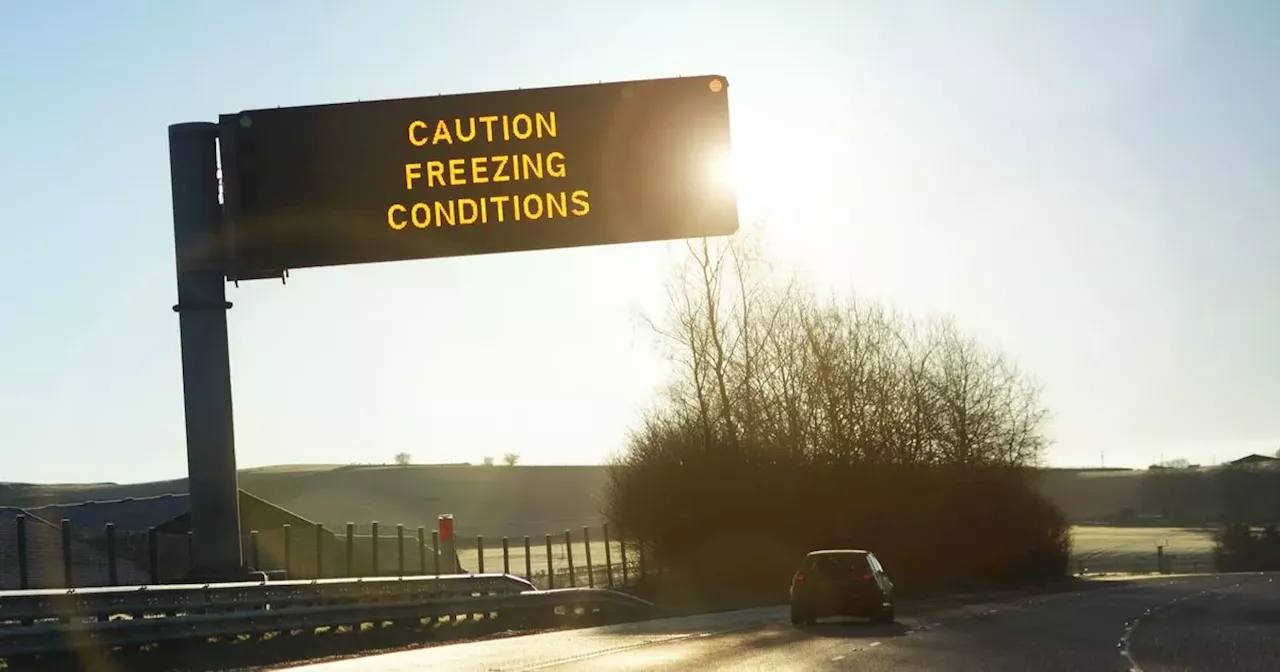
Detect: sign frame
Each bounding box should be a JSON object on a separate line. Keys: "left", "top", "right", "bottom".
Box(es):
{"left": 216, "top": 74, "right": 738, "bottom": 281}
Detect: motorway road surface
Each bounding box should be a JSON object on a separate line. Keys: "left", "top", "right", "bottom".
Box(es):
{"left": 288, "top": 573, "right": 1279, "bottom": 671}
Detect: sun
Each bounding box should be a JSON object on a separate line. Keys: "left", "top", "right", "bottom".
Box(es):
{"left": 697, "top": 142, "right": 745, "bottom": 212}
{"left": 705, "top": 147, "right": 737, "bottom": 193}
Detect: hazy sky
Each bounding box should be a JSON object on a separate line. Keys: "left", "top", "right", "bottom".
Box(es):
{"left": 2, "top": 1, "right": 1277, "bottom": 484}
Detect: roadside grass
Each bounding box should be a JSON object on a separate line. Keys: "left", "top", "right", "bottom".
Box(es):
{"left": 1069, "top": 524, "right": 1217, "bottom": 574}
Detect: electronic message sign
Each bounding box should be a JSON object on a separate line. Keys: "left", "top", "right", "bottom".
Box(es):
{"left": 218, "top": 75, "right": 738, "bottom": 280}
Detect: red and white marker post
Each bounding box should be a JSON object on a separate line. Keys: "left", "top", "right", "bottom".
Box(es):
{"left": 438, "top": 514, "right": 457, "bottom": 574}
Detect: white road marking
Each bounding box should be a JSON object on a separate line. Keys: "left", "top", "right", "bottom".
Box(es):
{"left": 1118, "top": 580, "right": 1227, "bottom": 672}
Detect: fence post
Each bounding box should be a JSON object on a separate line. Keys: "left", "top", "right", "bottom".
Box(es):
{"left": 397, "top": 524, "right": 406, "bottom": 577}
{"left": 432, "top": 530, "right": 441, "bottom": 576}
{"left": 315, "top": 523, "right": 325, "bottom": 579}
{"left": 502, "top": 536, "right": 510, "bottom": 575}
{"left": 583, "top": 526, "right": 593, "bottom": 588}
{"left": 620, "top": 533, "right": 629, "bottom": 585}
{"left": 477, "top": 535, "right": 485, "bottom": 574}
{"left": 565, "top": 530, "right": 575, "bottom": 588}
{"left": 545, "top": 534, "right": 554, "bottom": 589}
{"left": 283, "top": 524, "right": 293, "bottom": 578}
{"left": 524, "top": 535, "right": 532, "bottom": 581}
{"left": 187, "top": 531, "right": 195, "bottom": 574}
{"left": 371, "top": 522, "right": 380, "bottom": 576}
{"left": 603, "top": 523, "right": 613, "bottom": 587}
{"left": 345, "top": 523, "right": 355, "bottom": 577}
{"left": 638, "top": 541, "right": 646, "bottom": 586}
{"left": 417, "top": 527, "right": 427, "bottom": 575}
{"left": 148, "top": 527, "right": 160, "bottom": 584}
{"left": 61, "top": 519, "right": 74, "bottom": 588}
{"left": 16, "top": 515, "right": 29, "bottom": 590}
{"left": 249, "top": 530, "right": 260, "bottom": 573}
{"left": 105, "top": 523, "right": 119, "bottom": 587}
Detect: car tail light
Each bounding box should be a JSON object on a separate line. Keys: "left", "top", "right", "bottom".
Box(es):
{"left": 794, "top": 572, "right": 805, "bottom": 582}
{"left": 861, "top": 573, "right": 873, "bottom": 581}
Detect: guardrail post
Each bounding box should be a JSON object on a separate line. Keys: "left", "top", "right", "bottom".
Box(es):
{"left": 16, "top": 515, "right": 29, "bottom": 589}
{"left": 565, "top": 529, "right": 575, "bottom": 588}
{"left": 345, "top": 523, "right": 355, "bottom": 577}
{"left": 620, "top": 532, "right": 629, "bottom": 585}
{"left": 61, "top": 518, "right": 74, "bottom": 588}
{"left": 315, "top": 523, "right": 325, "bottom": 578}
{"left": 283, "top": 524, "right": 293, "bottom": 578}
{"left": 106, "top": 523, "right": 119, "bottom": 586}
{"left": 477, "top": 535, "right": 485, "bottom": 574}
{"left": 371, "top": 522, "right": 380, "bottom": 576}
{"left": 583, "top": 526, "right": 593, "bottom": 588}
{"left": 431, "top": 530, "right": 440, "bottom": 576}
{"left": 417, "top": 527, "right": 427, "bottom": 575}
{"left": 545, "top": 534, "right": 554, "bottom": 589}
{"left": 502, "top": 536, "right": 510, "bottom": 575}
{"left": 397, "top": 524, "right": 405, "bottom": 577}
{"left": 187, "top": 531, "right": 195, "bottom": 573}
{"left": 249, "top": 530, "right": 260, "bottom": 573}
{"left": 524, "top": 535, "right": 532, "bottom": 581}
{"left": 603, "top": 523, "right": 613, "bottom": 587}
{"left": 148, "top": 527, "right": 160, "bottom": 584}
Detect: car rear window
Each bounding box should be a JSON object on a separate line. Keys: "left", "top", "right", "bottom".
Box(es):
{"left": 803, "top": 553, "right": 870, "bottom": 575}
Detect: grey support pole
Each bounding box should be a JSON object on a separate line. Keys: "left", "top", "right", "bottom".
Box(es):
{"left": 169, "top": 122, "right": 244, "bottom": 581}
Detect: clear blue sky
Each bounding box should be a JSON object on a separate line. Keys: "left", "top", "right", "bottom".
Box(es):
{"left": 1, "top": 1, "right": 1277, "bottom": 484}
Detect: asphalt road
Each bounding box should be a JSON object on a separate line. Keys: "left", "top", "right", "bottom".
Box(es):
{"left": 288, "top": 573, "right": 1279, "bottom": 671}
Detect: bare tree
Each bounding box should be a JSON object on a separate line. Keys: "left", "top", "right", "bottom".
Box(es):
{"left": 482, "top": 456, "right": 495, "bottom": 467}
{"left": 635, "top": 234, "right": 1049, "bottom": 470}
{"left": 502, "top": 452, "right": 520, "bottom": 466}
{"left": 393, "top": 452, "right": 412, "bottom": 466}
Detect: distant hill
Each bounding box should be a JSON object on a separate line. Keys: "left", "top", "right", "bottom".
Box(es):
{"left": 1032, "top": 468, "right": 1144, "bottom": 521}
{"left": 0, "top": 464, "right": 613, "bottom": 539}
{"left": 0, "top": 464, "right": 1174, "bottom": 534}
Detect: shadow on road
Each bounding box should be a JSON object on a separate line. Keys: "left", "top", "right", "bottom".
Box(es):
{"left": 796, "top": 618, "right": 911, "bottom": 639}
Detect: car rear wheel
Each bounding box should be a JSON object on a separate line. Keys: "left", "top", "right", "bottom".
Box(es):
{"left": 870, "top": 602, "right": 894, "bottom": 624}
{"left": 790, "top": 604, "right": 813, "bottom": 626}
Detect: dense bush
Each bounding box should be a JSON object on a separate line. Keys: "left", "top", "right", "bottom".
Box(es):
{"left": 1213, "top": 523, "right": 1280, "bottom": 572}
{"left": 607, "top": 236, "right": 1071, "bottom": 606}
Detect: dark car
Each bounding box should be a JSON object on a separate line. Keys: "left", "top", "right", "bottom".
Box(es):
{"left": 789, "top": 549, "right": 895, "bottom": 625}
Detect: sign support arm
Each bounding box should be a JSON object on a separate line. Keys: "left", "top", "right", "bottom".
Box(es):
{"left": 168, "top": 122, "right": 245, "bottom": 581}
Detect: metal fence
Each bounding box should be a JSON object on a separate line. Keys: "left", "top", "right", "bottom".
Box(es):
{"left": 0, "top": 515, "right": 653, "bottom": 592}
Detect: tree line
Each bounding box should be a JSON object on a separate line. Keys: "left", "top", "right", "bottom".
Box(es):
{"left": 606, "top": 236, "right": 1070, "bottom": 607}
{"left": 1138, "top": 463, "right": 1280, "bottom": 526}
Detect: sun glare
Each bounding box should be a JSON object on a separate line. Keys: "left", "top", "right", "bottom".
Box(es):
{"left": 704, "top": 147, "right": 738, "bottom": 196}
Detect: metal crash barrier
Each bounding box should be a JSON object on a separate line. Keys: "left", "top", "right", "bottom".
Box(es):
{"left": 0, "top": 573, "right": 657, "bottom": 658}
